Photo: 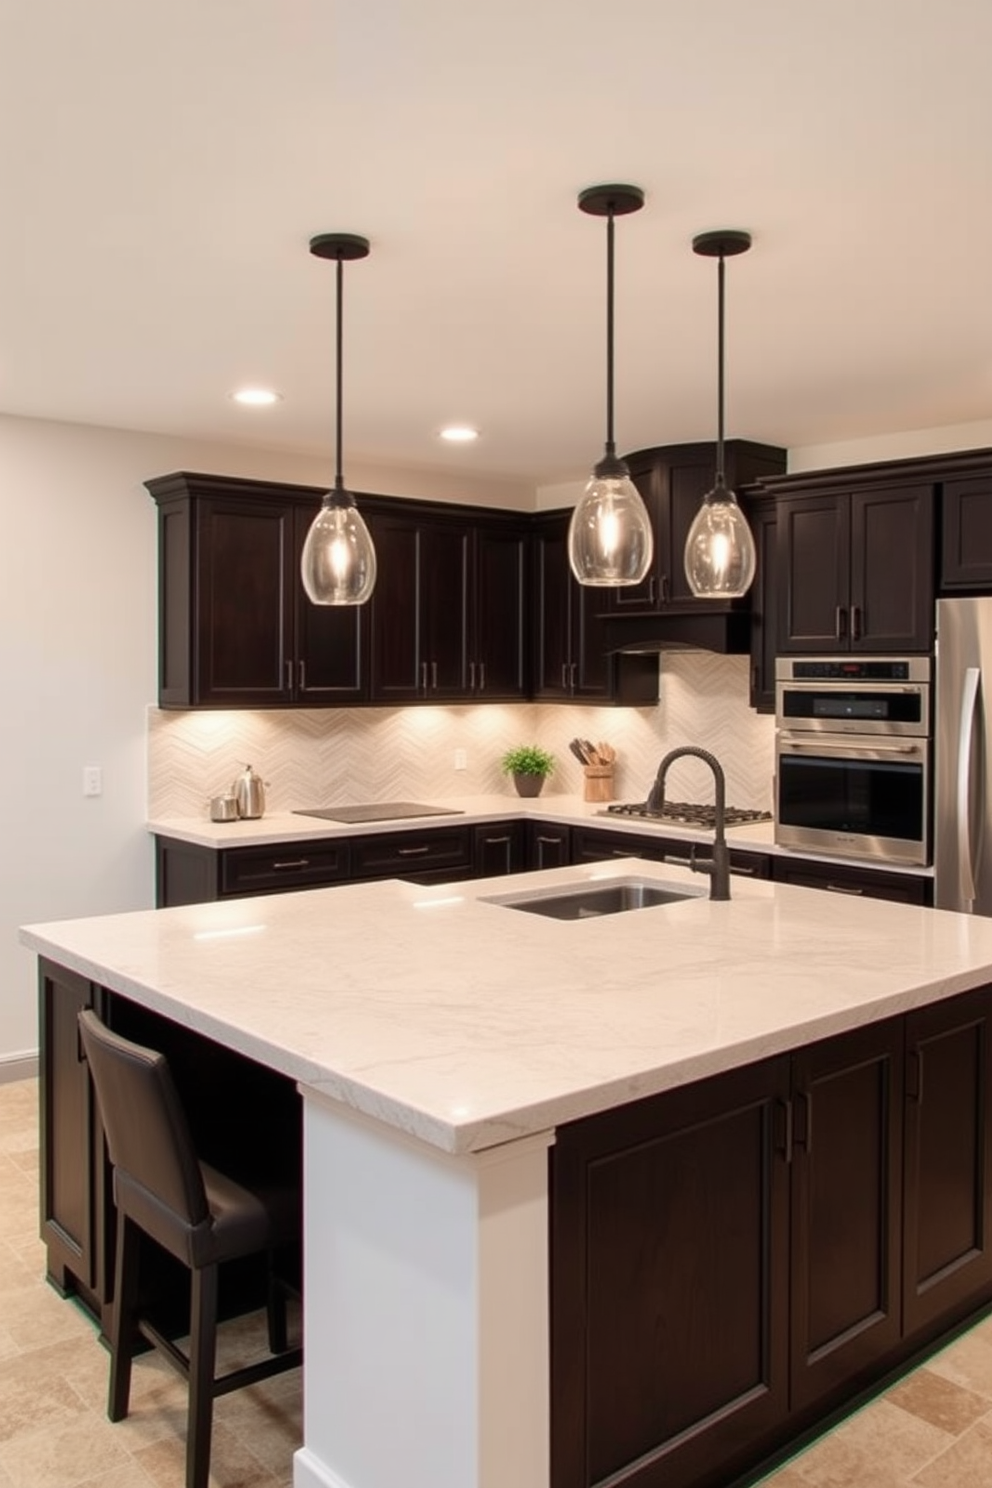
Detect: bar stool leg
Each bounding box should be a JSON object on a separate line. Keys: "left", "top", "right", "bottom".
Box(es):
{"left": 186, "top": 1262, "right": 219, "bottom": 1488}
{"left": 109, "top": 1211, "right": 139, "bottom": 1422}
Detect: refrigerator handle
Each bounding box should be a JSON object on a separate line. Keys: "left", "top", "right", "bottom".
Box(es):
{"left": 957, "top": 666, "right": 981, "bottom": 908}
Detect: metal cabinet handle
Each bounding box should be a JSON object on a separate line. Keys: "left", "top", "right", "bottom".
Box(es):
{"left": 851, "top": 604, "right": 862, "bottom": 642}
{"left": 478, "top": 661, "right": 485, "bottom": 691}
{"left": 777, "top": 1097, "right": 794, "bottom": 1163}
{"left": 272, "top": 858, "right": 311, "bottom": 870}
{"left": 957, "top": 667, "right": 981, "bottom": 906}
{"left": 431, "top": 661, "right": 438, "bottom": 690}
{"left": 660, "top": 574, "right": 670, "bottom": 602}
{"left": 298, "top": 660, "right": 306, "bottom": 690}
{"left": 398, "top": 844, "right": 431, "bottom": 857}
{"left": 469, "top": 661, "right": 476, "bottom": 690}
{"left": 421, "top": 662, "right": 428, "bottom": 692}
{"left": 570, "top": 662, "right": 577, "bottom": 689}
{"left": 647, "top": 575, "right": 656, "bottom": 605}
{"left": 824, "top": 883, "right": 864, "bottom": 895}
{"left": 835, "top": 606, "right": 847, "bottom": 641}
{"left": 731, "top": 864, "right": 758, "bottom": 877}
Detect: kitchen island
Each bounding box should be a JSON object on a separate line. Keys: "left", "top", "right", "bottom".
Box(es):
{"left": 21, "top": 858, "right": 992, "bottom": 1488}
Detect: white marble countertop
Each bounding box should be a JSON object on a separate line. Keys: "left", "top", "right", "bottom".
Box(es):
{"left": 21, "top": 856, "right": 988, "bottom": 1154}
{"left": 147, "top": 793, "right": 932, "bottom": 877}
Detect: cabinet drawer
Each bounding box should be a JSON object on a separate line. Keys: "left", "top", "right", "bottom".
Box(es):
{"left": 349, "top": 827, "right": 473, "bottom": 881}
{"left": 220, "top": 842, "right": 351, "bottom": 896}
{"left": 771, "top": 857, "right": 931, "bottom": 906}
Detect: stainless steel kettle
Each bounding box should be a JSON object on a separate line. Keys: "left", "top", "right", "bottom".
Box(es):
{"left": 232, "top": 764, "right": 266, "bottom": 820}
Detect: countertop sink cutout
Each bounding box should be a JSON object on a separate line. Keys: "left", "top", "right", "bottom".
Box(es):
{"left": 481, "top": 874, "right": 705, "bottom": 920}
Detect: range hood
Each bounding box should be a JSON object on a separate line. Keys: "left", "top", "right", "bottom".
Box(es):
{"left": 603, "top": 606, "right": 752, "bottom": 656}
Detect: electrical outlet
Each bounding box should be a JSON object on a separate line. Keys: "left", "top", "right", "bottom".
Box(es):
{"left": 454, "top": 749, "right": 467, "bottom": 771}
{"left": 83, "top": 765, "right": 103, "bottom": 797}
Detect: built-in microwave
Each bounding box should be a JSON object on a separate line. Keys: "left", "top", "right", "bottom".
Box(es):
{"left": 774, "top": 657, "right": 931, "bottom": 866}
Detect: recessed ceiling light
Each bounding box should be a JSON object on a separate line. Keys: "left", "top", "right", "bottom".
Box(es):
{"left": 230, "top": 387, "right": 283, "bottom": 407}
{"left": 438, "top": 425, "right": 479, "bottom": 443}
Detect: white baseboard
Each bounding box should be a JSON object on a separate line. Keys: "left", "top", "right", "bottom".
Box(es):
{"left": 0, "top": 1053, "right": 39, "bottom": 1085}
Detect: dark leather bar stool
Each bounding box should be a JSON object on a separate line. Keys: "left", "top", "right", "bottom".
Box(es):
{"left": 78, "top": 1008, "right": 302, "bottom": 1488}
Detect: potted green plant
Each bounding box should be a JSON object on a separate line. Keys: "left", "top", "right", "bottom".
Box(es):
{"left": 500, "top": 744, "right": 555, "bottom": 798}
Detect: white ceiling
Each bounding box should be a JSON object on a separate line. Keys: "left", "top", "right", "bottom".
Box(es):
{"left": 2, "top": 0, "right": 990, "bottom": 486}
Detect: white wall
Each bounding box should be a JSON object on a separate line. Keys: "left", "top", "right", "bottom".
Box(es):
{"left": 0, "top": 414, "right": 531, "bottom": 1070}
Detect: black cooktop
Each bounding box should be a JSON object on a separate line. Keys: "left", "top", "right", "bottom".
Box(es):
{"left": 293, "top": 803, "right": 464, "bottom": 824}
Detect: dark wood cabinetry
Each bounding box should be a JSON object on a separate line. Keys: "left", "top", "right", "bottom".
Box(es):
{"left": 940, "top": 471, "right": 992, "bottom": 590}
{"left": 789, "top": 1020, "right": 903, "bottom": 1412}
{"left": 772, "top": 473, "right": 934, "bottom": 654}
{"left": 604, "top": 440, "right": 786, "bottom": 616}
{"left": 903, "top": 987, "right": 992, "bottom": 1335}
{"left": 551, "top": 992, "right": 992, "bottom": 1488}
{"left": 771, "top": 856, "right": 933, "bottom": 906}
{"left": 531, "top": 511, "right": 657, "bottom": 704}
{"left": 748, "top": 494, "right": 779, "bottom": 710}
{"left": 569, "top": 823, "right": 772, "bottom": 879}
{"left": 552, "top": 1055, "right": 792, "bottom": 1488}
{"left": 367, "top": 508, "right": 528, "bottom": 703}
{"left": 473, "top": 821, "right": 526, "bottom": 877}
{"left": 525, "top": 820, "right": 571, "bottom": 870}
{"left": 39, "top": 960, "right": 104, "bottom": 1307}
{"left": 149, "top": 474, "right": 366, "bottom": 708}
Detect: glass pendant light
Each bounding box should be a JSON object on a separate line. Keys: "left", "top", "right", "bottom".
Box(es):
{"left": 684, "top": 230, "right": 757, "bottom": 599}
{"left": 301, "top": 232, "right": 377, "bottom": 606}
{"left": 568, "top": 185, "right": 654, "bottom": 587}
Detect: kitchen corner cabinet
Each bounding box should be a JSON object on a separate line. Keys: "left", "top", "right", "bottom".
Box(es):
{"left": 147, "top": 473, "right": 367, "bottom": 708}
{"left": 367, "top": 506, "right": 527, "bottom": 704}
{"left": 531, "top": 511, "right": 657, "bottom": 705}
{"left": 602, "top": 440, "right": 787, "bottom": 616}
{"left": 551, "top": 994, "right": 992, "bottom": 1488}
{"left": 774, "top": 477, "right": 934, "bottom": 654}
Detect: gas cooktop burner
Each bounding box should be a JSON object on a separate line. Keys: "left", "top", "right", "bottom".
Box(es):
{"left": 603, "top": 801, "right": 773, "bottom": 828}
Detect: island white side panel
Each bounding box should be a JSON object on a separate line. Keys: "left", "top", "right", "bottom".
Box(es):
{"left": 297, "top": 1092, "right": 552, "bottom": 1488}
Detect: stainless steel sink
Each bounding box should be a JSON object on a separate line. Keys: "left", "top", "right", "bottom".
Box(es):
{"left": 481, "top": 875, "right": 704, "bottom": 921}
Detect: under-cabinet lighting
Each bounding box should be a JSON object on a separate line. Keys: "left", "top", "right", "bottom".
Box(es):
{"left": 193, "top": 925, "right": 267, "bottom": 941}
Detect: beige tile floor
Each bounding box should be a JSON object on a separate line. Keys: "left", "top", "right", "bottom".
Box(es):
{"left": 3, "top": 1076, "right": 992, "bottom": 1488}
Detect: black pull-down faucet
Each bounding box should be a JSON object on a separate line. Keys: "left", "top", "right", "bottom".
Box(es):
{"left": 647, "top": 746, "right": 731, "bottom": 901}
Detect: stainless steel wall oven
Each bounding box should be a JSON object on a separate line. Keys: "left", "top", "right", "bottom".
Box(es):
{"left": 774, "top": 657, "right": 931, "bottom": 866}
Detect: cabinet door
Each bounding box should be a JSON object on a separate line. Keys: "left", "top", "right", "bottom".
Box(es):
{"left": 293, "top": 507, "right": 367, "bottom": 704}
{"left": 789, "top": 1020, "right": 903, "bottom": 1412}
{"left": 551, "top": 1056, "right": 791, "bottom": 1488}
{"left": 903, "top": 988, "right": 992, "bottom": 1337}
{"left": 420, "top": 520, "right": 470, "bottom": 698}
{"left": 849, "top": 485, "right": 933, "bottom": 651}
{"left": 777, "top": 493, "right": 850, "bottom": 653}
{"left": 368, "top": 514, "right": 424, "bottom": 702}
{"left": 472, "top": 525, "right": 527, "bottom": 699}
{"left": 941, "top": 475, "right": 992, "bottom": 590}
{"left": 604, "top": 463, "right": 669, "bottom": 612}
{"left": 531, "top": 517, "right": 573, "bottom": 699}
{"left": 526, "top": 821, "right": 570, "bottom": 869}
{"left": 571, "top": 582, "right": 613, "bottom": 698}
{"left": 473, "top": 821, "right": 526, "bottom": 877}
{"left": 193, "top": 496, "right": 295, "bottom": 705}
{"left": 748, "top": 497, "right": 778, "bottom": 710}
{"left": 39, "top": 960, "right": 96, "bottom": 1298}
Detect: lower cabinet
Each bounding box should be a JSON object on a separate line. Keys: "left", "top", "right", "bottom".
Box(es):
{"left": 772, "top": 855, "right": 933, "bottom": 906}
{"left": 473, "top": 821, "right": 526, "bottom": 877}
{"left": 525, "top": 821, "right": 571, "bottom": 870}
{"left": 551, "top": 988, "right": 992, "bottom": 1488}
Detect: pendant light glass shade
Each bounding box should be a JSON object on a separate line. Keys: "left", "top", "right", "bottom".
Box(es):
{"left": 568, "top": 185, "right": 653, "bottom": 588}
{"left": 685, "top": 230, "right": 757, "bottom": 599}
{"left": 568, "top": 462, "right": 654, "bottom": 586}
{"left": 300, "top": 487, "right": 377, "bottom": 605}
{"left": 301, "top": 232, "right": 377, "bottom": 606}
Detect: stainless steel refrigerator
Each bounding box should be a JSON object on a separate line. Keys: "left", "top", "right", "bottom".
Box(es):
{"left": 935, "top": 597, "right": 992, "bottom": 912}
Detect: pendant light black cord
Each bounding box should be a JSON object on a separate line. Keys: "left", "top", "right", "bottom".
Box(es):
{"left": 604, "top": 207, "right": 616, "bottom": 462}
{"left": 714, "top": 250, "right": 726, "bottom": 492}
{"left": 334, "top": 253, "right": 344, "bottom": 493}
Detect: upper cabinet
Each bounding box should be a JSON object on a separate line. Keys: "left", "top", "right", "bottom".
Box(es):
{"left": 940, "top": 468, "right": 992, "bottom": 591}
{"left": 367, "top": 506, "right": 528, "bottom": 704}
{"left": 602, "top": 440, "right": 787, "bottom": 616}
{"left": 774, "top": 477, "right": 934, "bottom": 654}
{"left": 148, "top": 473, "right": 366, "bottom": 708}
{"left": 148, "top": 473, "right": 528, "bottom": 709}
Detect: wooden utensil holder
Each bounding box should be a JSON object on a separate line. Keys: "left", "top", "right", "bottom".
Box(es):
{"left": 583, "top": 765, "right": 614, "bottom": 803}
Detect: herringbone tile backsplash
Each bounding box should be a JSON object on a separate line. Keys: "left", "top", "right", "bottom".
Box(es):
{"left": 147, "top": 654, "right": 775, "bottom": 818}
